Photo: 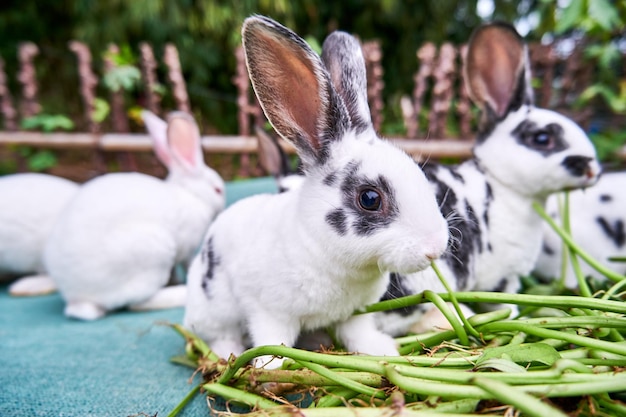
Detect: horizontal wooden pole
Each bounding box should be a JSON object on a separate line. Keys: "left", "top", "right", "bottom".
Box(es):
{"left": 0, "top": 131, "right": 624, "bottom": 161}
{"left": 0, "top": 131, "right": 475, "bottom": 158}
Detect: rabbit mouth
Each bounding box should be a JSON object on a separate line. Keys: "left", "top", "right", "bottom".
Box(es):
{"left": 378, "top": 255, "right": 433, "bottom": 276}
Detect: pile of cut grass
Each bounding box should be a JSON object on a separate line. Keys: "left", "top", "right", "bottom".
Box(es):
{"left": 167, "top": 200, "right": 626, "bottom": 416}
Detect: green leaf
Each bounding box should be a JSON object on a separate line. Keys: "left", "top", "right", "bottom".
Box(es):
{"left": 92, "top": 98, "right": 110, "bottom": 123}
{"left": 20, "top": 114, "right": 75, "bottom": 132}
{"left": 598, "top": 44, "right": 621, "bottom": 71}
{"left": 580, "top": 84, "right": 626, "bottom": 113}
{"left": 474, "top": 358, "right": 529, "bottom": 373}
{"left": 588, "top": 0, "right": 621, "bottom": 31}
{"left": 476, "top": 343, "right": 561, "bottom": 367}
{"left": 103, "top": 65, "right": 141, "bottom": 92}
{"left": 27, "top": 150, "right": 57, "bottom": 171}
{"left": 304, "top": 35, "right": 322, "bottom": 55}
{"left": 555, "top": 0, "right": 585, "bottom": 34}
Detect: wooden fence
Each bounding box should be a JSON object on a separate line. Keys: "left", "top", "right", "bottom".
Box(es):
{"left": 0, "top": 38, "right": 623, "bottom": 179}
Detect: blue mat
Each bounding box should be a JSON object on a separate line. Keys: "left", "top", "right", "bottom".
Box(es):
{"left": 0, "top": 177, "right": 278, "bottom": 417}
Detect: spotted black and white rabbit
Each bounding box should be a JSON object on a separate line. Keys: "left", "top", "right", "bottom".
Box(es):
{"left": 376, "top": 22, "right": 601, "bottom": 335}
{"left": 43, "top": 111, "right": 225, "bottom": 320}
{"left": 0, "top": 173, "right": 78, "bottom": 295}
{"left": 183, "top": 16, "right": 449, "bottom": 367}
{"left": 533, "top": 171, "right": 626, "bottom": 288}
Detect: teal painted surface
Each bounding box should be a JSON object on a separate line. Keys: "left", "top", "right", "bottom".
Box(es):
{"left": 0, "top": 178, "right": 278, "bottom": 416}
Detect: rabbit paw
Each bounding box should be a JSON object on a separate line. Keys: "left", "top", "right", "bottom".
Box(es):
{"left": 337, "top": 315, "right": 399, "bottom": 356}
{"left": 253, "top": 355, "right": 285, "bottom": 369}
{"left": 8, "top": 275, "right": 57, "bottom": 296}
{"left": 410, "top": 303, "right": 475, "bottom": 333}
{"left": 64, "top": 301, "right": 106, "bottom": 321}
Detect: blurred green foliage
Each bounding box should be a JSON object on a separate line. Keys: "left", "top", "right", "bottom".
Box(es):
{"left": 0, "top": 0, "right": 623, "bottom": 139}
{"left": 0, "top": 0, "right": 519, "bottom": 134}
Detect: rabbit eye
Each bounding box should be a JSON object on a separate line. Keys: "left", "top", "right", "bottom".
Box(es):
{"left": 358, "top": 188, "right": 382, "bottom": 211}
{"left": 531, "top": 131, "right": 553, "bottom": 148}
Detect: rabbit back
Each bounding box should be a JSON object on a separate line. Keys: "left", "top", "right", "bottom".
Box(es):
{"left": 43, "top": 111, "right": 224, "bottom": 319}
{"left": 45, "top": 172, "right": 214, "bottom": 314}
{"left": 0, "top": 173, "right": 78, "bottom": 277}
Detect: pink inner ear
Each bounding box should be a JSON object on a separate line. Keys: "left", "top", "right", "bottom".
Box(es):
{"left": 466, "top": 24, "right": 525, "bottom": 118}
{"left": 153, "top": 140, "right": 172, "bottom": 167}
{"left": 167, "top": 118, "right": 200, "bottom": 168}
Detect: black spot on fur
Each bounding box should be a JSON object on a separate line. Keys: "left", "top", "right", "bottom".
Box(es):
{"left": 492, "top": 278, "right": 508, "bottom": 293}
{"left": 471, "top": 159, "right": 486, "bottom": 174}
{"left": 562, "top": 156, "right": 593, "bottom": 177}
{"left": 512, "top": 121, "right": 568, "bottom": 156}
{"left": 440, "top": 196, "right": 483, "bottom": 291}
{"left": 484, "top": 182, "right": 493, "bottom": 227}
{"left": 423, "top": 164, "right": 458, "bottom": 219}
{"left": 424, "top": 165, "right": 484, "bottom": 291}
{"left": 596, "top": 217, "right": 625, "bottom": 248}
{"left": 201, "top": 237, "right": 220, "bottom": 298}
{"left": 449, "top": 166, "right": 465, "bottom": 183}
{"left": 323, "top": 172, "right": 338, "bottom": 186}
{"left": 326, "top": 161, "right": 399, "bottom": 236}
{"left": 542, "top": 242, "right": 555, "bottom": 256}
{"left": 600, "top": 194, "right": 613, "bottom": 203}
{"left": 353, "top": 175, "right": 398, "bottom": 235}
{"left": 326, "top": 209, "right": 348, "bottom": 235}
{"left": 380, "top": 273, "right": 426, "bottom": 317}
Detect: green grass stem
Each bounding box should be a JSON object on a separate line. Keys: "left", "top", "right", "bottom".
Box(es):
{"left": 471, "top": 377, "right": 567, "bottom": 417}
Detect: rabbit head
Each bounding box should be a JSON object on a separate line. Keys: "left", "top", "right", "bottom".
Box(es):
{"left": 466, "top": 22, "right": 600, "bottom": 199}
{"left": 243, "top": 16, "right": 449, "bottom": 274}
{"left": 142, "top": 110, "right": 225, "bottom": 215}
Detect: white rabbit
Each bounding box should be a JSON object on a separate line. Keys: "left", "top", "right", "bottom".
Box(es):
{"left": 183, "top": 16, "right": 449, "bottom": 367}
{"left": 44, "top": 111, "right": 225, "bottom": 320}
{"left": 533, "top": 171, "right": 626, "bottom": 288}
{"left": 0, "top": 173, "right": 78, "bottom": 295}
{"left": 376, "top": 22, "right": 601, "bottom": 335}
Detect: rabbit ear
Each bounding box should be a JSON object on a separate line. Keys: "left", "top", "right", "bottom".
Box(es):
{"left": 464, "top": 22, "right": 534, "bottom": 127}
{"left": 166, "top": 111, "right": 205, "bottom": 171}
{"left": 242, "top": 15, "right": 350, "bottom": 168}
{"left": 321, "top": 31, "right": 372, "bottom": 133}
{"left": 141, "top": 110, "right": 173, "bottom": 167}
{"left": 255, "top": 125, "right": 290, "bottom": 177}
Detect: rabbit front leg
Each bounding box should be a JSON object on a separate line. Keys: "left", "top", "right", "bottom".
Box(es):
{"left": 336, "top": 314, "right": 398, "bottom": 357}
{"left": 65, "top": 300, "right": 107, "bottom": 320}
{"left": 247, "top": 309, "right": 302, "bottom": 369}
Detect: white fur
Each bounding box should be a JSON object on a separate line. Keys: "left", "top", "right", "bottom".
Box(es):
{"left": 534, "top": 171, "right": 626, "bottom": 288}
{"left": 44, "top": 111, "right": 225, "bottom": 320}
{"left": 184, "top": 17, "right": 448, "bottom": 367}
{"left": 0, "top": 173, "right": 78, "bottom": 292}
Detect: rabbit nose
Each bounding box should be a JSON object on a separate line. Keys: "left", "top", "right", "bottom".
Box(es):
{"left": 562, "top": 155, "right": 594, "bottom": 178}
{"left": 426, "top": 253, "right": 438, "bottom": 261}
